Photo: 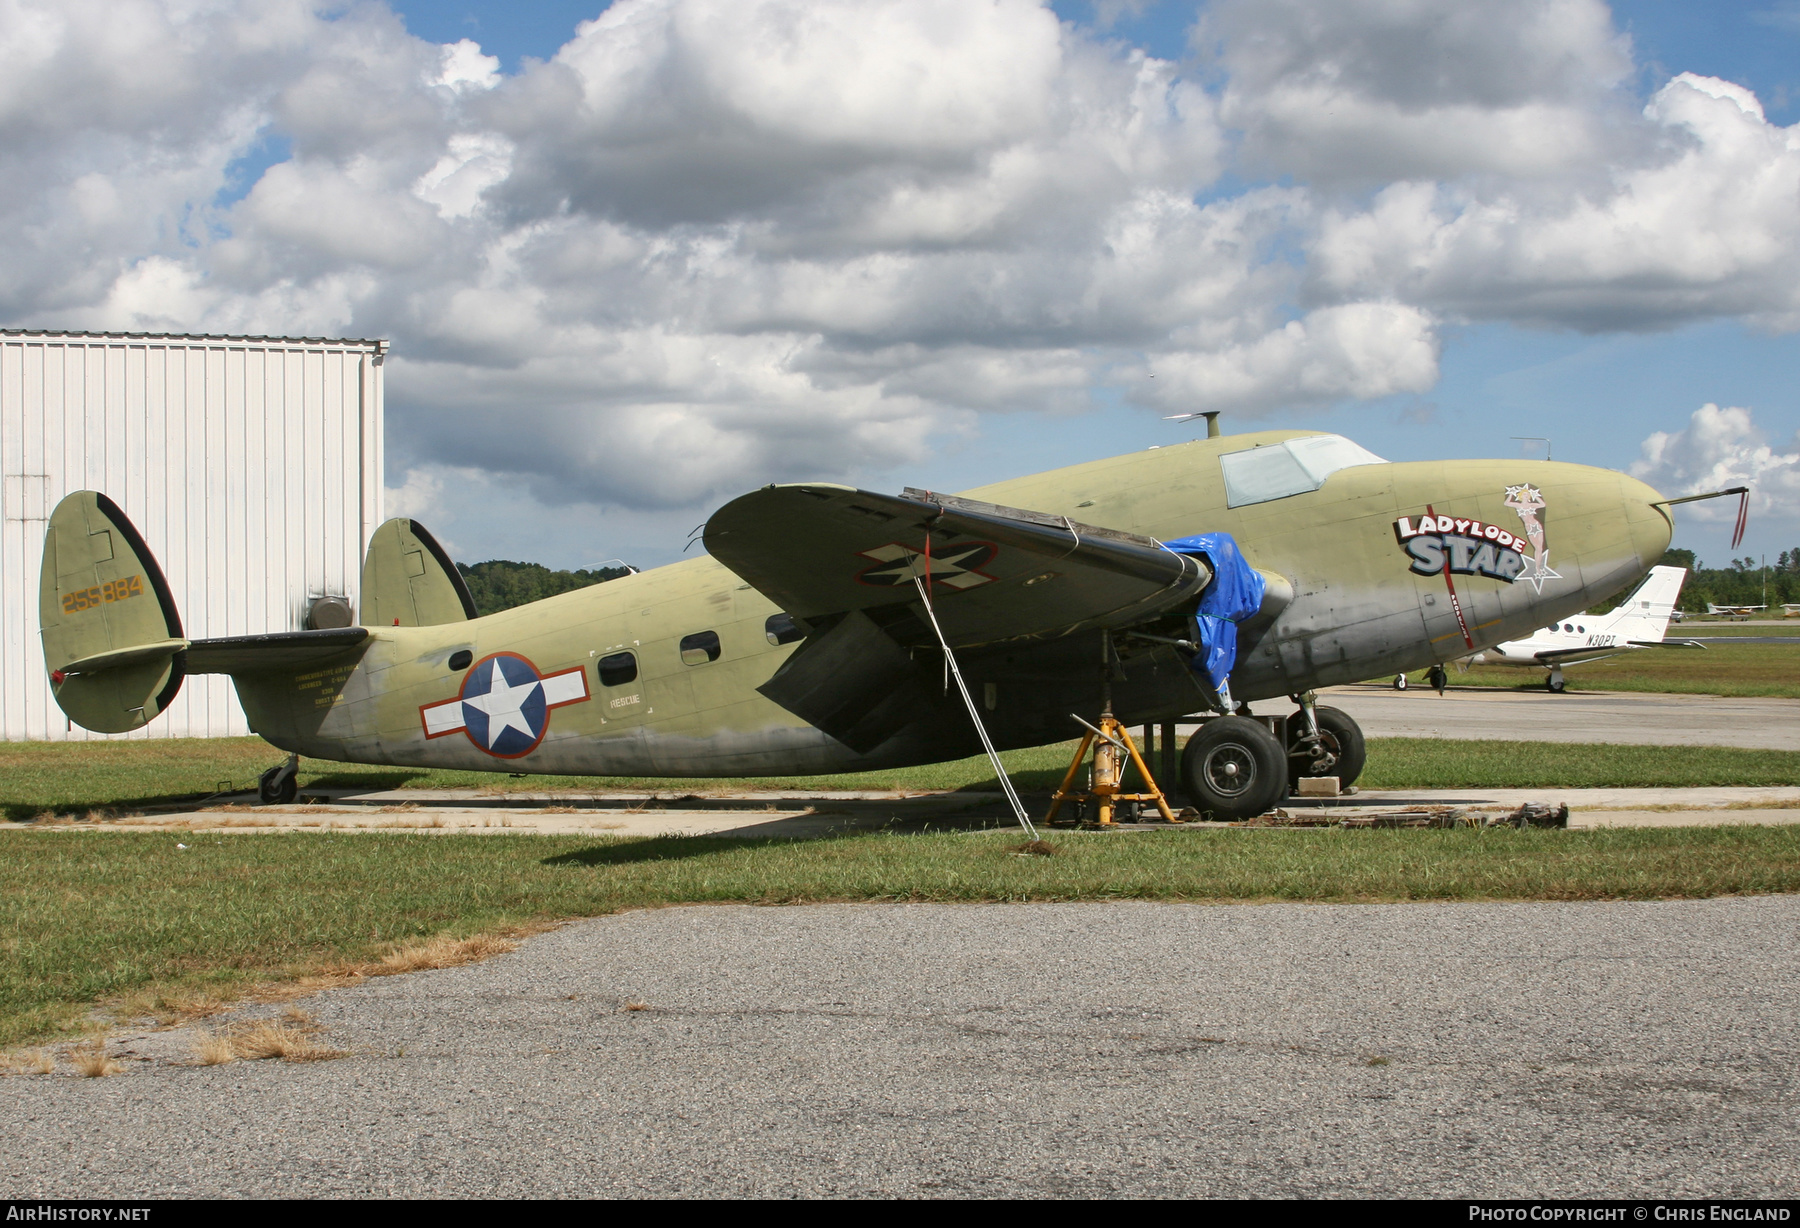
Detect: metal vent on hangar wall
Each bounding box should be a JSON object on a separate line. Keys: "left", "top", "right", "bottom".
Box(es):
{"left": 305, "top": 595, "right": 355, "bottom": 630}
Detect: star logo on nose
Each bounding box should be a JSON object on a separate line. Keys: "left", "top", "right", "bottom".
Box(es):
{"left": 419, "top": 652, "right": 591, "bottom": 759}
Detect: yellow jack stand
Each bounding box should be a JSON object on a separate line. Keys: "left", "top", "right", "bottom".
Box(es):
{"left": 1043, "top": 712, "right": 1181, "bottom": 827}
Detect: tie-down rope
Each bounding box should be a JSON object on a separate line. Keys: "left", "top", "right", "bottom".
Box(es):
{"left": 907, "top": 539, "right": 1039, "bottom": 841}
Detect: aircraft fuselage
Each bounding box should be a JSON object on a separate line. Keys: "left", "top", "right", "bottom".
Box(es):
{"left": 235, "top": 431, "right": 1672, "bottom": 776}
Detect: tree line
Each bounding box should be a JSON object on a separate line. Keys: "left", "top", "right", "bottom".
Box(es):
{"left": 1655, "top": 548, "right": 1800, "bottom": 611}
{"left": 455, "top": 559, "right": 636, "bottom": 616}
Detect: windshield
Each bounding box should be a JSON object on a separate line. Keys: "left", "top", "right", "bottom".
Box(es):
{"left": 1219, "top": 435, "right": 1387, "bottom": 508}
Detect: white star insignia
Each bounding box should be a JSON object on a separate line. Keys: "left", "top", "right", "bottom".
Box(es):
{"left": 462, "top": 665, "right": 542, "bottom": 749}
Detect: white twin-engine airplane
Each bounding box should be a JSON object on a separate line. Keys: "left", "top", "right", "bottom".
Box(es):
{"left": 1462, "top": 566, "right": 1700, "bottom": 692}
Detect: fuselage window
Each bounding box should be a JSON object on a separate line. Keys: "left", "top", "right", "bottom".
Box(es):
{"left": 765, "top": 613, "right": 804, "bottom": 646}
{"left": 597, "top": 651, "right": 638, "bottom": 687}
{"left": 680, "top": 630, "right": 722, "bottom": 665}
{"left": 448, "top": 649, "right": 473, "bottom": 672}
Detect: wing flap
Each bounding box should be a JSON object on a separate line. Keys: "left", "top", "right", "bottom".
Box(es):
{"left": 704, "top": 484, "right": 1209, "bottom": 650}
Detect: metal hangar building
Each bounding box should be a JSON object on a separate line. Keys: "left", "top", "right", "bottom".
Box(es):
{"left": 1, "top": 330, "right": 386, "bottom": 740}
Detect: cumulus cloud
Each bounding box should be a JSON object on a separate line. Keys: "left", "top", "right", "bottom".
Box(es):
{"left": 4, "top": 0, "right": 1800, "bottom": 539}
{"left": 1631, "top": 404, "right": 1800, "bottom": 523}
{"left": 1197, "top": 0, "right": 1635, "bottom": 184}
{"left": 1137, "top": 303, "right": 1440, "bottom": 415}
{"left": 1310, "top": 74, "right": 1800, "bottom": 330}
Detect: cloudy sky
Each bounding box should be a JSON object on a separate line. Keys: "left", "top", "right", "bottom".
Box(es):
{"left": 6, "top": 0, "right": 1800, "bottom": 570}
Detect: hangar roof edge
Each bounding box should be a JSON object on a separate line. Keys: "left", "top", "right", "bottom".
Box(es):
{"left": 0, "top": 329, "right": 388, "bottom": 349}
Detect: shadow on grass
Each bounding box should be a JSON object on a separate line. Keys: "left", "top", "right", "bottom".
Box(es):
{"left": 298, "top": 770, "right": 436, "bottom": 793}
{"left": 544, "top": 836, "right": 795, "bottom": 866}
{"left": 1, "top": 770, "right": 439, "bottom": 824}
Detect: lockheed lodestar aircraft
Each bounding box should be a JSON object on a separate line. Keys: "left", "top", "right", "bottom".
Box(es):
{"left": 38, "top": 423, "right": 1686, "bottom": 820}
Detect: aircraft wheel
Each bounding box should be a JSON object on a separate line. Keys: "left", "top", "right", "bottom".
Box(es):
{"left": 1546, "top": 675, "right": 1567, "bottom": 694}
{"left": 1180, "top": 716, "right": 1288, "bottom": 821}
{"left": 1287, "top": 706, "right": 1367, "bottom": 790}
{"left": 258, "top": 761, "right": 298, "bottom": 805}
{"left": 1392, "top": 673, "right": 1408, "bottom": 690}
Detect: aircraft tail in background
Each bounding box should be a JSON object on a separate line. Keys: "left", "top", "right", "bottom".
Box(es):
{"left": 1602, "top": 566, "right": 1686, "bottom": 643}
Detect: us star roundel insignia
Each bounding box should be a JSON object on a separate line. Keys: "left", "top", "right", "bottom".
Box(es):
{"left": 418, "top": 652, "right": 591, "bottom": 759}
{"left": 855, "top": 540, "right": 997, "bottom": 590}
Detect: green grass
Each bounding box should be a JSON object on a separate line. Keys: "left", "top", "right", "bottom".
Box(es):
{"left": 4, "top": 735, "right": 1797, "bottom": 822}
{"left": 1354, "top": 739, "right": 1800, "bottom": 789}
{"left": 3, "top": 825, "right": 1798, "bottom": 1048}
{"left": 1425, "top": 635, "right": 1800, "bottom": 698}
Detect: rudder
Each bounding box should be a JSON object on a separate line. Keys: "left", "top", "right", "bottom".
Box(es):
{"left": 39, "top": 492, "right": 187, "bottom": 733}
{"left": 360, "top": 519, "right": 478, "bottom": 627}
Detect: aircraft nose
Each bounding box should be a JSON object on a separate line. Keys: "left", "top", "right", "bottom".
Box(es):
{"left": 1621, "top": 471, "right": 1674, "bottom": 572}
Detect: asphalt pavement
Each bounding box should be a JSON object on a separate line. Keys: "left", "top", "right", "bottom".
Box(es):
{"left": 1319, "top": 683, "right": 1800, "bottom": 751}
{"left": 6, "top": 897, "right": 1796, "bottom": 1198}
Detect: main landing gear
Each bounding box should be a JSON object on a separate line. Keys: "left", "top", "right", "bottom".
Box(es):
{"left": 1546, "top": 666, "right": 1568, "bottom": 694}
{"left": 258, "top": 754, "right": 299, "bottom": 804}
{"left": 1178, "top": 694, "right": 1367, "bottom": 821}
{"left": 1285, "top": 693, "right": 1367, "bottom": 793}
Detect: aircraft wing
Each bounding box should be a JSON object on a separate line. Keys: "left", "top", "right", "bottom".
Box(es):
{"left": 704, "top": 484, "right": 1211, "bottom": 650}
{"left": 1529, "top": 645, "right": 1638, "bottom": 666}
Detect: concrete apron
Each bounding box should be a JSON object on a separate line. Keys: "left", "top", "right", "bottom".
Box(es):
{"left": 15, "top": 784, "right": 1800, "bottom": 838}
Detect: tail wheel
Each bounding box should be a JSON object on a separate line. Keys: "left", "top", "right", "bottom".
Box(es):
{"left": 1180, "top": 716, "right": 1288, "bottom": 821}
{"left": 1392, "top": 674, "right": 1408, "bottom": 690}
{"left": 258, "top": 760, "right": 299, "bottom": 805}
{"left": 1287, "top": 706, "right": 1367, "bottom": 790}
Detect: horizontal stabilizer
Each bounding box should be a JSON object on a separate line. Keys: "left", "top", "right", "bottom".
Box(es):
{"left": 185, "top": 628, "right": 370, "bottom": 674}
{"left": 57, "top": 639, "right": 189, "bottom": 676}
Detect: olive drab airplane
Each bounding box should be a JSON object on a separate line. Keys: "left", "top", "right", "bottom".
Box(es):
{"left": 38, "top": 424, "right": 1688, "bottom": 820}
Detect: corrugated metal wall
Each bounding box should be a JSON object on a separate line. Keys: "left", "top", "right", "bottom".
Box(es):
{"left": 1, "top": 331, "right": 384, "bottom": 740}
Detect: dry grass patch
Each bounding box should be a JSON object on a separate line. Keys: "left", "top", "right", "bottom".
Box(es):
{"left": 373, "top": 933, "right": 519, "bottom": 976}
{"left": 71, "top": 1041, "right": 122, "bottom": 1077}
{"left": 190, "top": 1031, "right": 237, "bottom": 1065}
{"left": 1, "top": 1049, "right": 57, "bottom": 1075}
{"left": 193, "top": 1009, "right": 346, "bottom": 1064}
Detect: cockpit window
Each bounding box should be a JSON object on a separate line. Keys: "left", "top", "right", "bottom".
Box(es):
{"left": 1219, "top": 435, "right": 1387, "bottom": 508}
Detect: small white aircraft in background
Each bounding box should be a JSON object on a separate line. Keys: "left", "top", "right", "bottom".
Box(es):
{"left": 1706, "top": 601, "right": 1766, "bottom": 619}
{"left": 1457, "top": 566, "right": 1701, "bottom": 692}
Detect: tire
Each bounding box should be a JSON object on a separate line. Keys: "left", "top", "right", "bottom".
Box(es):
{"left": 1287, "top": 706, "right": 1367, "bottom": 790}
{"left": 1180, "top": 716, "right": 1288, "bottom": 821}
{"left": 1546, "top": 675, "right": 1567, "bottom": 694}
{"left": 258, "top": 762, "right": 298, "bottom": 805}
{"left": 1392, "top": 674, "right": 1408, "bottom": 690}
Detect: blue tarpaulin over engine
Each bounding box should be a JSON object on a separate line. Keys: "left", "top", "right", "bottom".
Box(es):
{"left": 1161, "top": 533, "right": 1266, "bottom": 693}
